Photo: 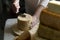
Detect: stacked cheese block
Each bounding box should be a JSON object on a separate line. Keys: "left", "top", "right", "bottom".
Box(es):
{"left": 17, "top": 13, "right": 32, "bottom": 31}
{"left": 15, "top": 13, "right": 41, "bottom": 40}
{"left": 38, "top": 1, "right": 60, "bottom": 40}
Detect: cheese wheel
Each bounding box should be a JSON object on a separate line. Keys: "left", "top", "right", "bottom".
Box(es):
{"left": 38, "top": 24, "right": 60, "bottom": 40}
{"left": 40, "top": 9, "right": 60, "bottom": 30}
{"left": 17, "top": 13, "right": 32, "bottom": 31}
{"left": 48, "top": 1, "right": 60, "bottom": 13}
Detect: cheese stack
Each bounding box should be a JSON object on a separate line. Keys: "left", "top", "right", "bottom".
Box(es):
{"left": 40, "top": 1, "right": 60, "bottom": 30}
{"left": 48, "top": 1, "right": 60, "bottom": 14}
{"left": 17, "top": 13, "right": 32, "bottom": 31}
{"left": 38, "top": 1, "right": 60, "bottom": 40}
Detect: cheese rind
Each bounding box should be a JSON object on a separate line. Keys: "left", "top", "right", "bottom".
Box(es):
{"left": 48, "top": 1, "right": 60, "bottom": 13}
{"left": 40, "top": 9, "right": 60, "bottom": 30}
{"left": 38, "top": 24, "right": 60, "bottom": 40}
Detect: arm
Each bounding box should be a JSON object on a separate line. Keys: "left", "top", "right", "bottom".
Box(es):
{"left": 33, "top": 0, "right": 49, "bottom": 18}
{"left": 31, "top": 0, "right": 49, "bottom": 27}
{"left": 33, "top": 5, "right": 45, "bottom": 19}
{"left": 29, "top": 0, "right": 49, "bottom": 36}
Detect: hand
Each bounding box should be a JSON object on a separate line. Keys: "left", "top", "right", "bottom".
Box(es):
{"left": 12, "top": 0, "right": 20, "bottom": 13}
{"left": 31, "top": 16, "right": 39, "bottom": 28}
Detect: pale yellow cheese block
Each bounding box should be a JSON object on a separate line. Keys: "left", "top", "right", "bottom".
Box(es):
{"left": 48, "top": 1, "right": 60, "bottom": 13}
{"left": 17, "top": 13, "right": 32, "bottom": 31}
{"left": 38, "top": 24, "right": 60, "bottom": 40}
{"left": 40, "top": 9, "right": 60, "bottom": 30}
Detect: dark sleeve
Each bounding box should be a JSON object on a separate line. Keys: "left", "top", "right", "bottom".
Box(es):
{"left": 19, "top": 0, "right": 26, "bottom": 13}
{"left": 0, "top": 0, "right": 12, "bottom": 30}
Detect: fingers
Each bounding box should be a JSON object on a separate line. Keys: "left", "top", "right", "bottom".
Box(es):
{"left": 13, "top": 0, "right": 20, "bottom": 13}
{"left": 31, "top": 16, "right": 39, "bottom": 28}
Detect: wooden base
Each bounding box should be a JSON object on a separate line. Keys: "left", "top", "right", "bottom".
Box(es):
{"left": 15, "top": 31, "right": 31, "bottom": 40}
